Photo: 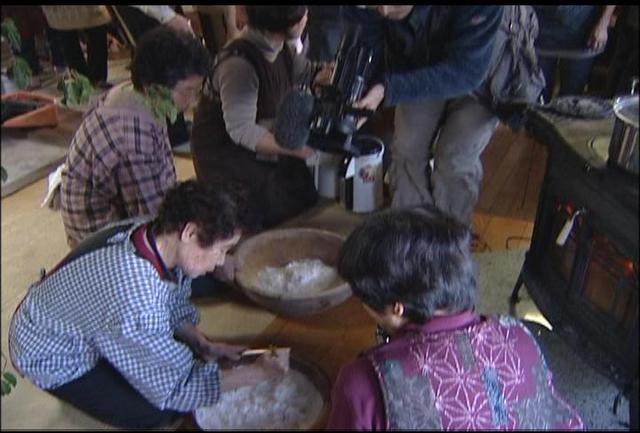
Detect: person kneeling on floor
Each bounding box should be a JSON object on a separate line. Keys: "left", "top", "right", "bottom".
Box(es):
{"left": 327, "top": 204, "right": 584, "bottom": 430}
{"left": 9, "top": 180, "right": 289, "bottom": 430}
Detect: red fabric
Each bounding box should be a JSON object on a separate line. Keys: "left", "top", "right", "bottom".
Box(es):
{"left": 131, "top": 224, "right": 170, "bottom": 280}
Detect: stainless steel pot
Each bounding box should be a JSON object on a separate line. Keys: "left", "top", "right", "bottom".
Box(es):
{"left": 608, "top": 95, "right": 639, "bottom": 175}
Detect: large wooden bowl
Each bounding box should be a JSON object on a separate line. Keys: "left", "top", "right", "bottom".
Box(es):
{"left": 234, "top": 228, "right": 351, "bottom": 317}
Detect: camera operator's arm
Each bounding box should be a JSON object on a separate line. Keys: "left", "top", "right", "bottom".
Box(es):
{"left": 382, "top": 6, "right": 503, "bottom": 105}
{"left": 353, "top": 83, "right": 385, "bottom": 129}
{"left": 341, "top": 6, "right": 387, "bottom": 129}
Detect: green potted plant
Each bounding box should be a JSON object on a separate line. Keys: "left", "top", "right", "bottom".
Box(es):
{"left": 57, "top": 68, "right": 94, "bottom": 107}
{"left": 1, "top": 17, "right": 60, "bottom": 128}
{"left": 1, "top": 17, "right": 32, "bottom": 90}
{"left": 1, "top": 351, "right": 17, "bottom": 397}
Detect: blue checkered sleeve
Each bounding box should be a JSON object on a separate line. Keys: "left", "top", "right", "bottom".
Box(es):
{"left": 9, "top": 229, "right": 221, "bottom": 412}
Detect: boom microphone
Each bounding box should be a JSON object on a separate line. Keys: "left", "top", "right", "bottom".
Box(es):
{"left": 274, "top": 90, "right": 315, "bottom": 150}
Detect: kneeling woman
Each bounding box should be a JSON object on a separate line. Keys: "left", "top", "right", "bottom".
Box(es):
{"left": 191, "top": 5, "right": 317, "bottom": 229}
{"left": 9, "top": 180, "right": 289, "bottom": 429}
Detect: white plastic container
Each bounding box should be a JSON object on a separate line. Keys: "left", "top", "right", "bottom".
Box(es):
{"left": 311, "top": 151, "right": 343, "bottom": 199}
{"left": 339, "top": 135, "right": 385, "bottom": 213}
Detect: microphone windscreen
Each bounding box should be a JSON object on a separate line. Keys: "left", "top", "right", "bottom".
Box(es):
{"left": 274, "top": 91, "right": 314, "bottom": 150}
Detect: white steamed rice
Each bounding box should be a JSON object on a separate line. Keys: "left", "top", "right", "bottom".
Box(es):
{"left": 254, "top": 258, "right": 337, "bottom": 297}
{"left": 194, "top": 368, "right": 324, "bottom": 430}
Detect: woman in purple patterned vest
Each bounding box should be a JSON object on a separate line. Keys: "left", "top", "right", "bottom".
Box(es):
{"left": 327, "top": 205, "right": 584, "bottom": 430}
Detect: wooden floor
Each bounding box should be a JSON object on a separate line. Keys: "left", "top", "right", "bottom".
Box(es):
{"left": 474, "top": 124, "right": 547, "bottom": 252}
{"left": 362, "top": 105, "right": 548, "bottom": 253}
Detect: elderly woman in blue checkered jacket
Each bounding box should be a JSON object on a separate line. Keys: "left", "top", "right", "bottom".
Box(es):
{"left": 8, "top": 180, "right": 290, "bottom": 429}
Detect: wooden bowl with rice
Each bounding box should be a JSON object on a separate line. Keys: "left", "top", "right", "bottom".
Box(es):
{"left": 194, "top": 352, "right": 331, "bottom": 430}
{"left": 233, "top": 228, "right": 352, "bottom": 317}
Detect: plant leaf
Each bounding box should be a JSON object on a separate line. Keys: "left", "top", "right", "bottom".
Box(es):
{"left": 1, "top": 18, "right": 21, "bottom": 52}
{"left": 12, "top": 57, "right": 32, "bottom": 90}
{"left": 143, "top": 84, "right": 178, "bottom": 124}
{"left": 3, "top": 372, "right": 17, "bottom": 387}
{"left": 58, "top": 71, "right": 93, "bottom": 106}
{"left": 1, "top": 380, "right": 10, "bottom": 396}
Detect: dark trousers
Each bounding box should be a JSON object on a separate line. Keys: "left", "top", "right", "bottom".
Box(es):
{"left": 52, "top": 25, "right": 108, "bottom": 84}
{"left": 607, "top": 22, "right": 639, "bottom": 97}
{"left": 192, "top": 144, "right": 318, "bottom": 229}
{"left": 48, "top": 358, "right": 182, "bottom": 429}
{"left": 47, "top": 27, "right": 66, "bottom": 68}
{"left": 307, "top": 6, "right": 344, "bottom": 63}
{"left": 538, "top": 55, "right": 595, "bottom": 101}
{"left": 17, "top": 36, "right": 42, "bottom": 75}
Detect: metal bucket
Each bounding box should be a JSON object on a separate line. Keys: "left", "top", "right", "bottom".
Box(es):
{"left": 608, "top": 95, "right": 639, "bottom": 175}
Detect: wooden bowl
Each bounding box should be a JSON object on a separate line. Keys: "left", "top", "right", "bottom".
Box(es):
{"left": 234, "top": 228, "right": 351, "bottom": 317}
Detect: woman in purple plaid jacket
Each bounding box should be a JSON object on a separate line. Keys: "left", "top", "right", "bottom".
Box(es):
{"left": 60, "top": 26, "right": 211, "bottom": 249}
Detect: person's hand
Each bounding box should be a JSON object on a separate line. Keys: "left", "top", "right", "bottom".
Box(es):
{"left": 587, "top": 22, "right": 609, "bottom": 52}
{"left": 353, "top": 83, "right": 385, "bottom": 129}
{"left": 288, "top": 145, "right": 316, "bottom": 161}
{"left": 235, "top": 6, "right": 248, "bottom": 31}
{"left": 313, "top": 63, "right": 334, "bottom": 88}
{"left": 167, "top": 14, "right": 194, "bottom": 35}
{"left": 219, "top": 347, "right": 290, "bottom": 391}
{"left": 176, "top": 323, "right": 247, "bottom": 361}
{"left": 197, "top": 340, "right": 247, "bottom": 361}
{"left": 354, "top": 83, "right": 385, "bottom": 112}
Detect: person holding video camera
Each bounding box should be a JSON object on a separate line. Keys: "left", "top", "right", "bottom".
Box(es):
{"left": 191, "top": 5, "right": 318, "bottom": 230}
{"left": 349, "top": 6, "right": 503, "bottom": 230}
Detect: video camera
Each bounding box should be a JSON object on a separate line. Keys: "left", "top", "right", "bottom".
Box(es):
{"left": 308, "top": 24, "right": 375, "bottom": 149}
{"left": 275, "top": 23, "right": 377, "bottom": 155}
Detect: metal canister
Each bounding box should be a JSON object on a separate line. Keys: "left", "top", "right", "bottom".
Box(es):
{"left": 608, "top": 95, "right": 639, "bottom": 176}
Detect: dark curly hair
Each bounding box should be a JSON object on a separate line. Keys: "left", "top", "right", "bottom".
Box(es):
{"left": 154, "top": 179, "right": 258, "bottom": 247}
{"left": 337, "top": 205, "right": 477, "bottom": 324}
{"left": 130, "top": 26, "right": 212, "bottom": 91}
{"left": 245, "top": 5, "right": 307, "bottom": 33}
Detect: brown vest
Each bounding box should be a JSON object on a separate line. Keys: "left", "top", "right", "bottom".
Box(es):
{"left": 191, "top": 38, "right": 293, "bottom": 177}
{"left": 191, "top": 38, "right": 317, "bottom": 229}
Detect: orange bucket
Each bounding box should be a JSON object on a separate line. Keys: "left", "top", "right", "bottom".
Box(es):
{"left": 1, "top": 91, "right": 59, "bottom": 128}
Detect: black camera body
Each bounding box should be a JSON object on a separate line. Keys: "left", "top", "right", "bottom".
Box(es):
{"left": 274, "top": 23, "right": 377, "bottom": 155}
{"left": 307, "top": 24, "right": 375, "bottom": 154}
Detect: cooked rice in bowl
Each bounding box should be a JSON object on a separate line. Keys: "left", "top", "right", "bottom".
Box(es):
{"left": 234, "top": 228, "right": 352, "bottom": 316}
{"left": 194, "top": 356, "right": 329, "bottom": 430}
